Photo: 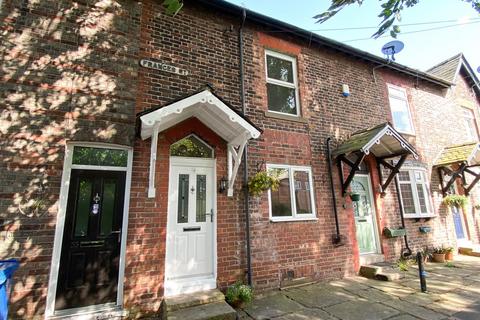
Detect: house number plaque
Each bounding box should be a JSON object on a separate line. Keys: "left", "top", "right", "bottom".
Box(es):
{"left": 139, "top": 58, "right": 189, "bottom": 76}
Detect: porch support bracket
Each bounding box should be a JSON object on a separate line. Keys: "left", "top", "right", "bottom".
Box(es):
{"left": 148, "top": 124, "right": 160, "bottom": 198}
{"left": 438, "top": 163, "right": 467, "bottom": 196}
{"left": 438, "top": 163, "right": 480, "bottom": 196}
{"left": 227, "top": 132, "right": 249, "bottom": 197}
{"left": 338, "top": 153, "right": 366, "bottom": 196}
{"left": 377, "top": 154, "right": 408, "bottom": 196}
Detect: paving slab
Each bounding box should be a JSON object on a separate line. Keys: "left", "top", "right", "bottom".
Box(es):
{"left": 400, "top": 292, "right": 443, "bottom": 306}
{"left": 352, "top": 288, "right": 396, "bottom": 303}
{"left": 324, "top": 300, "right": 400, "bottom": 320}
{"left": 240, "top": 255, "right": 480, "bottom": 320}
{"left": 382, "top": 298, "right": 448, "bottom": 320}
{"left": 243, "top": 293, "right": 303, "bottom": 320}
{"left": 284, "top": 285, "right": 357, "bottom": 308}
{"left": 328, "top": 277, "right": 371, "bottom": 292}
{"left": 451, "top": 302, "right": 480, "bottom": 320}
{"left": 388, "top": 315, "right": 422, "bottom": 320}
{"left": 272, "top": 308, "right": 338, "bottom": 320}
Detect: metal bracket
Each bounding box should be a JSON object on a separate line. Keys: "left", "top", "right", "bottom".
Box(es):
{"left": 377, "top": 154, "right": 408, "bottom": 196}
{"left": 337, "top": 153, "right": 366, "bottom": 196}
{"left": 438, "top": 163, "right": 480, "bottom": 196}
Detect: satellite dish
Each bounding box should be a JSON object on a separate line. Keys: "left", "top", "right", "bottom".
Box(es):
{"left": 381, "top": 40, "right": 404, "bottom": 62}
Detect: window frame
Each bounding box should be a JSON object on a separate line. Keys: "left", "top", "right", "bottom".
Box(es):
{"left": 264, "top": 50, "right": 301, "bottom": 117}
{"left": 267, "top": 164, "right": 317, "bottom": 222}
{"left": 398, "top": 167, "right": 435, "bottom": 218}
{"left": 461, "top": 106, "right": 479, "bottom": 142}
{"left": 387, "top": 84, "right": 415, "bottom": 135}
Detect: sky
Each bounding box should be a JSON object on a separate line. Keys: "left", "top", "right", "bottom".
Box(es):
{"left": 225, "top": 0, "right": 480, "bottom": 74}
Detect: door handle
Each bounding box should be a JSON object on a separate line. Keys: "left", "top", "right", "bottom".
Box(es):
{"left": 205, "top": 209, "right": 214, "bottom": 222}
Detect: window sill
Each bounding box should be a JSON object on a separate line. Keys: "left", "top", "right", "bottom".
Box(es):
{"left": 396, "top": 130, "right": 416, "bottom": 137}
{"left": 270, "top": 216, "right": 318, "bottom": 223}
{"left": 265, "top": 111, "right": 307, "bottom": 123}
{"left": 404, "top": 214, "right": 436, "bottom": 219}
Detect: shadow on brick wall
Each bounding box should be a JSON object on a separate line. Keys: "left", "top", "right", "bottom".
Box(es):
{"left": 0, "top": 0, "right": 140, "bottom": 317}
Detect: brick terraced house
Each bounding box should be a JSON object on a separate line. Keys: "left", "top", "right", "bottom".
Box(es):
{"left": 1, "top": 0, "right": 480, "bottom": 318}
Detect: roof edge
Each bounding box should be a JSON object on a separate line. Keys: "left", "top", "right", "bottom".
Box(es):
{"left": 192, "top": 0, "right": 453, "bottom": 88}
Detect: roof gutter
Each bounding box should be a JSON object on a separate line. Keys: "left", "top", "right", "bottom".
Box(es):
{"left": 193, "top": 0, "right": 452, "bottom": 88}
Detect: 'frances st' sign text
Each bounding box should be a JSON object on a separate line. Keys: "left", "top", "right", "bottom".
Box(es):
{"left": 139, "top": 59, "right": 189, "bottom": 76}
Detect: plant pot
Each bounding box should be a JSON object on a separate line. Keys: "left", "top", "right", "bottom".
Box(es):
{"left": 445, "top": 251, "right": 454, "bottom": 261}
{"left": 350, "top": 193, "right": 361, "bottom": 202}
{"left": 433, "top": 253, "right": 446, "bottom": 263}
{"left": 228, "top": 300, "right": 246, "bottom": 309}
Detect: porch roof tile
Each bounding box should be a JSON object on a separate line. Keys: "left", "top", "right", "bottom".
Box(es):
{"left": 434, "top": 142, "right": 480, "bottom": 167}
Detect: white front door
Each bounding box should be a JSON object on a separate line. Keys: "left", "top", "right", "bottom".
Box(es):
{"left": 165, "top": 158, "right": 216, "bottom": 296}
{"left": 352, "top": 175, "right": 381, "bottom": 255}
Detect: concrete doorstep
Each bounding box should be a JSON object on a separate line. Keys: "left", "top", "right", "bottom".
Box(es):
{"left": 162, "top": 289, "right": 236, "bottom": 320}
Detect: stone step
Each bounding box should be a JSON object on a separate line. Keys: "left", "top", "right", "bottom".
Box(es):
{"left": 359, "top": 264, "right": 404, "bottom": 281}
{"left": 167, "top": 301, "right": 236, "bottom": 320}
{"left": 164, "top": 289, "right": 226, "bottom": 313}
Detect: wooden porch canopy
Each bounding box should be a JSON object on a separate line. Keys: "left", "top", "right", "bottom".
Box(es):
{"left": 434, "top": 142, "right": 480, "bottom": 196}
{"left": 138, "top": 87, "right": 262, "bottom": 198}
{"left": 332, "top": 123, "right": 419, "bottom": 196}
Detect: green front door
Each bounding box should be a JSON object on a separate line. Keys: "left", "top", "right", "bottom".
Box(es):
{"left": 352, "top": 175, "right": 379, "bottom": 254}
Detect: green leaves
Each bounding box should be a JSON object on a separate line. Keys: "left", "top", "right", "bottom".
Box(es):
{"left": 163, "top": 0, "right": 183, "bottom": 16}
{"left": 315, "top": 0, "right": 480, "bottom": 39}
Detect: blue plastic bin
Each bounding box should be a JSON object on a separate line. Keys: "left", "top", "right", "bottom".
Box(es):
{"left": 0, "top": 259, "right": 19, "bottom": 320}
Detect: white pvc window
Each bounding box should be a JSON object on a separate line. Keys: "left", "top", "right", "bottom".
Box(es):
{"left": 265, "top": 50, "right": 300, "bottom": 116}
{"left": 388, "top": 85, "right": 415, "bottom": 135}
{"left": 398, "top": 168, "right": 433, "bottom": 218}
{"left": 462, "top": 107, "right": 479, "bottom": 142}
{"left": 267, "top": 164, "right": 316, "bottom": 221}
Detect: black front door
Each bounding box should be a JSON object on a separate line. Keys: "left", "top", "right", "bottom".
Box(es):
{"left": 55, "top": 169, "right": 126, "bottom": 311}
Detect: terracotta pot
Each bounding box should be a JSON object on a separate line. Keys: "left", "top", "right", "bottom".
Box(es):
{"left": 433, "top": 253, "right": 446, "bottom": 263}
{"left": 445, "top": 251, "right": 454, "bottom": 261}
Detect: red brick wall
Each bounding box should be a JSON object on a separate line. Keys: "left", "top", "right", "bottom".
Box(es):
{"left": 0, "top": 0, "right": 141, "bottom": 318}
{"left": 3, "top": 0, "right": 480, "bottom": 318}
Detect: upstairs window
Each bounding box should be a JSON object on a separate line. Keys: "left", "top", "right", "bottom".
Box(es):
{"left": 388, "top": 85, "right": 414, "bottom": 135}
{"left": 265, "top": 50, "right": 300, "bottom": 116}
{"left": 398, "top": 169, "right": 433, "bottom": 217}
{"left": 462, "top": 107, "right": 479, "bottom": 142}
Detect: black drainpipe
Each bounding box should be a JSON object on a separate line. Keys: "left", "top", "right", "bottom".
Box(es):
{"left": 394, "top": 173, "right": 412, "bottom": 257}
{"left": 326, "top": 138, "right": 344, "bottom": 246}
{"left": 239, "top": 8, "right": 252, "bottom": 286}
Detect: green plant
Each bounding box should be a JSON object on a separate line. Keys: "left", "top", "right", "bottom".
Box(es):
{"left": 442, "top": 194, "right": 468, "bottom": 209}
{"left": 247, "top": 171, "right": 280, "bottom": 197}
{"left": 420, "top": 247, "right": 433, "bottom": 262}
{"left": 444, "top": 247, "right": 454, "bottom": 253}
{"left": 396, "top": 258, "right": 412, "bottom": 271}
{"left": 433, "top": 246, "right": 447, "bottom": 254}
{"left": 225, "top": 282, "right": 253, "bottom": 308}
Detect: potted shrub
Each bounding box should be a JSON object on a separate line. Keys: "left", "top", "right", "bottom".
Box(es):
{"left": 419, "top": 247, "right": 433, "bottom": 264}
{"left": 432, "top": 247, "right": 446, "bottom": 263}
{"left": 225, "top": 282, "right": 253, "bottom": 309}
{"left": 444, "top": 247, "right": 454, "bottom": 261}
{"left": 247, "top": 171, "right": 280, "bottom": 197}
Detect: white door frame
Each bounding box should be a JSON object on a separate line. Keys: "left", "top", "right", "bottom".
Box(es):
{"left": 45, "top": 142, "right": 133, "bottom": 318}
{"left": 353, "top": 173, "right": 382, "bottom": 255}
{"left": 164, "top": 156, "right": 217, "bottom": 296}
